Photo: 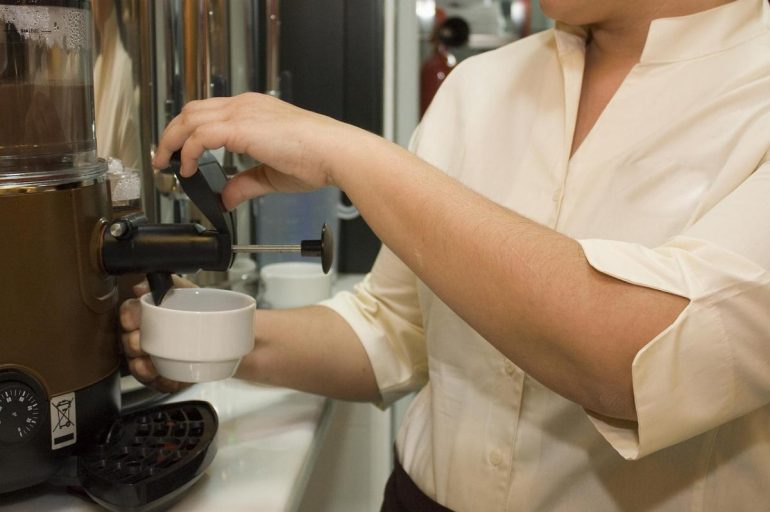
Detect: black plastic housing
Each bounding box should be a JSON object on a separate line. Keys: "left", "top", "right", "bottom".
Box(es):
{"left": 99, "top": 151, "right": 234, "bottom": 304}
{"left": 101, "top": 224, "right": 231, "bottom": 275}
{"left": 78, "top": 401, "right": 218, "bottom": 512}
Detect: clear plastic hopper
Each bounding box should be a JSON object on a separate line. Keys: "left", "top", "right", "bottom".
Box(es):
{"left": 0, "top": 1, "right": 104, "bottom": 186}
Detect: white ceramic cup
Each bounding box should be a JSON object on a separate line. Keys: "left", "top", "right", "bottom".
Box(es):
{"left": 259, "top": 262, "right": 332, "bottom": 309}
{"left": 140, "top": 288, "right": 256, "bottom": 382}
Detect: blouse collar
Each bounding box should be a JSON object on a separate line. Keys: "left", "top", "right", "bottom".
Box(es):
{"left": 553, "top": 0, "right": 769, "bottom": 64}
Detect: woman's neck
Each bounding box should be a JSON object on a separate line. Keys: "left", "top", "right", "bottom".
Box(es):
{"left": 587, "top": 0, "right": 735, "bottom": 64}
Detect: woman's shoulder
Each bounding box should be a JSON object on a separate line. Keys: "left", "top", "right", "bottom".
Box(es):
{"left": 453, "top": 30, "right": 555, "bottom": 78}
{"left": 436, "top": 29, "right": 557, "bottom": 103}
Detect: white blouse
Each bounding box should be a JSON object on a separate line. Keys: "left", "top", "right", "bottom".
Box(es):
{"left": 322, "top": 0, "right": 770, "bottom": 509}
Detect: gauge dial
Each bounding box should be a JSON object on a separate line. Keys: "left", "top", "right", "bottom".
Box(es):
{"left": 0, "top": 382, "right": 42, "bottom": 443}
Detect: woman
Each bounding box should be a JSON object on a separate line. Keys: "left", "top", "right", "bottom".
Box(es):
{"left": 123, "top": 0, "right": 770, "bottom": 509}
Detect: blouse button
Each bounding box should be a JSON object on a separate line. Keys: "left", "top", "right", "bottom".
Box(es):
{"left": 489, "top": 450, "right": 503, "bottom": 466}
{"left": 504, "top": 361, "right": 516, "bottom": 376}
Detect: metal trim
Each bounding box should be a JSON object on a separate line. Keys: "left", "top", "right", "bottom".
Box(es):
{"left": 0, "top": 1, "right": 89, "bottom": 8}
{"left": 0, "top": 169, "right": 108, "bottom": 195}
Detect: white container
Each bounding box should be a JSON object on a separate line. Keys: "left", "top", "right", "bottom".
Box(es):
{"left": 140, "top": 288, "right": 255, "bottom": 382}
{"left": 228, "top": 255, "right": 258, "bottom": 295}
{"left": 259, "top": 262, "right": 332, "bottom": 309}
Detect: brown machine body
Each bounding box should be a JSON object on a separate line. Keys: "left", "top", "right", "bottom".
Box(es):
{"left": 0, "top": 174, "right": 122, "bottom": 493}
{"left": 0, "top": 179, "right": 119, "bottom": 395}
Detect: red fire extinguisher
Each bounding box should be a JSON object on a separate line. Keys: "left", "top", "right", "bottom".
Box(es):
{"left": 420, "top": 16, "right": 470, "bottom": 117}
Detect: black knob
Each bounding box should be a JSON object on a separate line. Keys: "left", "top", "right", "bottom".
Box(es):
{"left": 300, "top": 223, "right": 334, "bottom": 274}
{"left": 0, "top": 382, "right": 42, "bottom": 444}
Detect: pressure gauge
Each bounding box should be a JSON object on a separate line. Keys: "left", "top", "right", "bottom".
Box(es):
{"left": 0, "top": 382, "right": 42, "bottom": 443}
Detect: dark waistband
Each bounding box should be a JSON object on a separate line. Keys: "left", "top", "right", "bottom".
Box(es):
{"left": 381, "top": 449, "right": 454, "bottom": 512}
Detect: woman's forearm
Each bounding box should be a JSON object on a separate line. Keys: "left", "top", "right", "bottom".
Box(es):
{"left": 235, "top": 305, "right": 381, "bottom": 402}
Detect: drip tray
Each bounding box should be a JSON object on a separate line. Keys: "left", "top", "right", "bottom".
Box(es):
{"left": 78, "top": 401, "right": 218, "bottom": 512}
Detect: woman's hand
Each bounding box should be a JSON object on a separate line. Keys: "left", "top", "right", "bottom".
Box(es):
{"left": 152, "top": 92, "right": 363, "bottom": 210}
{"left": 120, "top": 276, "right": 197, "bottom": 394}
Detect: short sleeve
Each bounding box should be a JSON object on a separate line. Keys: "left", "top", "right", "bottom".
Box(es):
{"left": 319, "top": 245, "right": 428, "bottom": 408}
{"left": 578, "top": 161, "right": 770, "bottom": 459}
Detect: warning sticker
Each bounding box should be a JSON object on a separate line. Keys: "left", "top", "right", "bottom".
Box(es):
{"left": 50, "top": 392, "right": 77, "bottom": 450}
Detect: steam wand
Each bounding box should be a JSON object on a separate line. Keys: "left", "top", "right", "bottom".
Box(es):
{"left": 231, "top": 223, "right": 333, "bottom": 274}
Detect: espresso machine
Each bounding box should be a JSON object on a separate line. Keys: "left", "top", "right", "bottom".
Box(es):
{"left": 0, "top": 1, "right": 331, "bottom": 509}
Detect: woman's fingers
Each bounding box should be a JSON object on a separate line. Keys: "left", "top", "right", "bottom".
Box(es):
{"left": 120, "top": 298, "right": 141, "bottom": 332}
{"left": 153, "top": 97, "right": 234, "bottom": 169}
{"left": 152, "top": 91, "right": 353, "bottom": 209}
{"left": 153, "top": 376, "right": 191, "bottom": 394}
{"left": 220, "top": 163, "right": 311, "bottom": 210}
{"left": 132, "top": 281, "right": 149, "bottom": 297}
{"left": 128, "top": 356, "right": 190, "bottom": 394}
{"left": 171, "top": 275, "right": 198, "bottom": 288}
{"left": 154, "top": 96, "right": 255, "bottom": 173}
{"left": 178, "top": 121, "right": 237, "bottom": 176}
{"left": 128, "top": 356, "right": 158, "bottom": 384}
{"left": 122, "top": 329, "right": 144, "bottom": 358}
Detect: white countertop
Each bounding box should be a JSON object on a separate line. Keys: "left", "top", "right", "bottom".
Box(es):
{"left": 161, "top": 382, "right": 331, "bottom": 512}
{"left": 1, "top": 381, "right": 331, "bottom": 512}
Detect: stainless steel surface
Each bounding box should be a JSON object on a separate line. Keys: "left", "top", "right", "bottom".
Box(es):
{"left": 233, "top": 244, "right": 302, "bottom": 254}
{"left": 109, "top": 222, "right": 128, "bottom": 238}
{"left": 186, "top": 0, "right": 205, "bottom": 100}
{"left": 136, "top": 0, "right": 158, "bottom": 222}
{"left": 182, "top": 0, "right": 210, "bottom": 102}
{"left": 158, "top": 0, "right": 233, "bottom": 113}
{"left": 153, "top": 0, "right": 264, "bottom": 288}
{"left": 230, "top": 0, "right": 263, "bottom": 98}
{"left": 92, "top": 0, "right": 157, "bottom": 221}
{"left": 265, "top": 0, "right": 281, "bottom": 97}
{"left": 157, "top": 0, "right": 179, "bottom": 131}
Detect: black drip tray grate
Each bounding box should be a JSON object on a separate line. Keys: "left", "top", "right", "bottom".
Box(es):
{"left": 78, "top": 401, "right": 218, "bottom": 512}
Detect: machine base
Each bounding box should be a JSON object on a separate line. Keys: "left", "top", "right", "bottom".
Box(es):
{"left": 0, "top": 370, "right": 120, "bottom": 494}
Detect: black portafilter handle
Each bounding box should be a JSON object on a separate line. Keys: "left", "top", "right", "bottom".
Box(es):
{"left": 101, "top": 150, "right": 335, "bottom": 305}
{"left": 101, "top": 151, "right": 234, "bottom": 305}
